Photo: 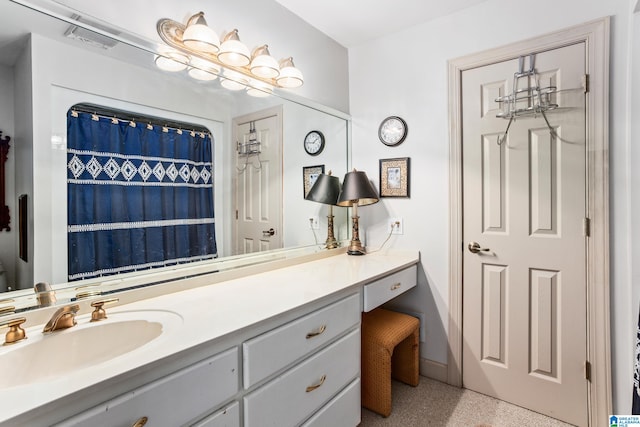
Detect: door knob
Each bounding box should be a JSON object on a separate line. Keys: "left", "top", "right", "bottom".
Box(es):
{"left": 262, "top": 228, "right": 275, "bottom": 237}
{"left": 468, "top": 242, "right": 490, "bottom": 254}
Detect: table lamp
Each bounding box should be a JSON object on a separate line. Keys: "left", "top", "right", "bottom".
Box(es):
{"left": 337, "top": 169, "right": 379, "bottom": 255}
{"left": 305, "top": 171, "right": 341, "bottom": 249}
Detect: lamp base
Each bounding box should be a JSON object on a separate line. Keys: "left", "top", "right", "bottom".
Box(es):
{"left": 347, "top": 239, "right": 365, "bottom": 256}
{"left": 325, "top": 237, "right": 339, "bottom": 250}
{"left": 325, "top": 214, "right": 338, "bottom": 249}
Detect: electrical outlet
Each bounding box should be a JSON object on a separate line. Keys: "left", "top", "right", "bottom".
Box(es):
{"left": 390, "top": 217, "right": 403, "bottom": 235}
{"left": 309, "top": 216, "right": 320, "bottom": 230}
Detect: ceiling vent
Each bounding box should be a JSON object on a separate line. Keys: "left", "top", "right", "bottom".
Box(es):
{"left": 64, "top": 14, "right": 119, "bottom": 50}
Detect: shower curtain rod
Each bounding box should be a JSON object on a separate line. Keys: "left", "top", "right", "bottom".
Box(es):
{"left": 70, "top": 103, "right": 211, "bottom": 135}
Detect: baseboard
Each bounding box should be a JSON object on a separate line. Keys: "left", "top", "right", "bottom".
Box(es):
{"left": 419, "top": 357, "right": 448, "bottom": 383}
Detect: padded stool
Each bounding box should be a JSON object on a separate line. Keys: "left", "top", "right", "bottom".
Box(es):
{"left": 361, "top": 308, "right": 420, "bottom": 417}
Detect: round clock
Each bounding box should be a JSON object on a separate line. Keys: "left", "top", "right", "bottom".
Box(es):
{"left": 378, "top": 116, "right": 408, "bottom": 146}
{"left": 304, "top": 130, "right": 325, "bottom": 156}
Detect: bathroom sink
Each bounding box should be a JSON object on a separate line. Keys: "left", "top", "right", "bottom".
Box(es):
{"left": 0, "top": 309, "right": 183, "bottom": 388}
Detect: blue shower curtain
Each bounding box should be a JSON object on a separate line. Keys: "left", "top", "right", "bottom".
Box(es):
{"left": 67, "top": 110, "right": 217, "bottom": 281}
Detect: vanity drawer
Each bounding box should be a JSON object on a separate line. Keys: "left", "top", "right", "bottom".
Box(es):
{"left": 243, "top": 293, "right": 360, "bottom": 388}
{"left": 301, "top": 378, "right": 360, "bottom": 427}
{"left": 191, "top": 401, "right": 240, "bottom": 427}
{"left": 57, "top": 347, "right": 239, "bottom": 427}
{"left": 363, "top": 265, "right": 417, "bottom": 312}
{"left": 243, "top": 328, "right": 360, "bottom": 427}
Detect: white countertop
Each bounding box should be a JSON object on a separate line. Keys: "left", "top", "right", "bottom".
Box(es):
{"left": 0, "top": 250, "right": 419, "bottom": 425}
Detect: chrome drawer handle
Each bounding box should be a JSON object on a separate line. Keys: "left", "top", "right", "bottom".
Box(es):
{"left": 390, "top": 283, "right": 402, "bottom": 291}
{"left": 305, "top": 374, "right": 326, "bottom": 392}
{"left": 132, "top": 416, "right": 148, "bottom": 427}
{"left": 305, "top": 325, "right": 327, "bottom": 339}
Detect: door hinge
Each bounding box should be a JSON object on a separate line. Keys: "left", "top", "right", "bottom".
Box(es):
{"left": 584, "top": 360, "right": 591, "bottom": 381}
{"left": 582, "top": 74, "right": 590, "bottom": 93}
{"left": 583, "top": 217, "right": 590, "bottom": 237}
{"left": 235, "top": 209, "right": 238, "bottom": 220}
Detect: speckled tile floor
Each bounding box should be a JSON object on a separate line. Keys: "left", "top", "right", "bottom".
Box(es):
{"left": 359, "top": 377, "right": 574, "bottom": 427}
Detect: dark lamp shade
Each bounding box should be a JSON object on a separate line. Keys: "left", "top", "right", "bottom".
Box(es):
{"left": 305, "top": 173, "right": 341, "bottom": 205}
{"left": 337, "top": 170, "right": 379, "bottom": 207}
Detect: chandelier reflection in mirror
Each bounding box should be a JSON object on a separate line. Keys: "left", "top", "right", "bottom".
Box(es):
{"left": 156, "top": 12, "right": 304, "bottom": 98}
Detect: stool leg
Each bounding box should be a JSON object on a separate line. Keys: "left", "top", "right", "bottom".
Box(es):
{"left": 391, "top": 327, "right": 419, "bottom": 387}
{"left": 361, "top": 340, "right": 393, "bottom": 417}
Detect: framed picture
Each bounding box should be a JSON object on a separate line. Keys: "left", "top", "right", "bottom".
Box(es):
{"left": 303, "top": 165, "right": 325, "bottom": 198}
{"left": 19, "top": 194, "right": 27, "bottom": 262}
{"left": 379, "top": 157, "right": 410, "bottom": 198}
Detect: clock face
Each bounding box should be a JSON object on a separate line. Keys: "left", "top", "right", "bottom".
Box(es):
{"left": 304, "top": 130, "right": 325, "bottom": 155}
{"left": 378, "top": 116, "right": 408, "bottom": 146}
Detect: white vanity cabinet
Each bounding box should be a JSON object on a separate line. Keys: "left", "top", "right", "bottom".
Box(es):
{"left": 243, "top": 294, "right": 361, "bottom": 426}
{"left": 363, "top": 264, "right": 417, "bottom": 312}
{"left": 1, "top": 251, "right": 420, "bottom": 427}
{"left": 242, "top": 293, "right": 360, "bottom": 388}
{"left": 56, "top": 347, "right": 239, "bottom": 427}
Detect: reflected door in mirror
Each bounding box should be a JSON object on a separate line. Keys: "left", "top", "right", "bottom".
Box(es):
{"left": 235, "top": 110, "right": 282, "bottom": 254}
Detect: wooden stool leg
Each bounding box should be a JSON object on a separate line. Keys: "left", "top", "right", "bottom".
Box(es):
{"left": 361, "top": 341, "right": 393, "bottom": 417}
{"left": 391, "top": 327, "right": 419, "bottom": 387}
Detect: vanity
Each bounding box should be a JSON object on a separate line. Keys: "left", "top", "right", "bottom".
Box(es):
{"left": 0, "top": 250, "right": 419, "bottom": 427}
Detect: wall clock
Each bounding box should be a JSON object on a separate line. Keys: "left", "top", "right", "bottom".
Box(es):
{"left": 304, "top": 130, "right": 325, "bottom": 156}
{"left": 378, "top": 116, "right": 408, "bottom": 146}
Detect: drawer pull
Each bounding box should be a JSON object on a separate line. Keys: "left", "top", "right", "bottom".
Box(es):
{"left": 305, "top": 374, "right": 327, "bottom": 393}
{"left": 132, "top": 416, "right": 148, "bottom": 427}
{"left": 390, "top": 283, "right": 402, "bottom": 291}
{"left": 305, "top": 325, "right": 327, "bottom": 339}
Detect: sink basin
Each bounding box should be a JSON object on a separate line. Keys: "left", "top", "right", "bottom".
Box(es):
{"left": 0, "top": 309, "right": 182, "bottom": 388}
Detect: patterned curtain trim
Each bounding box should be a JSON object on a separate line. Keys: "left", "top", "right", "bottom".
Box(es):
{"left": 68, "top": 253, "right": 217, "bottom": 281}
{"left": 68, "top": 154, "right": 212, "bottom": 185}
{"left": 67, "top": 179, "right": 212, "bottom": 188}
{"left": 67, "top": 148, "right": 212, "bottom": 167}
{"left": 68, "top": 218, "right": 215, "bottom": 233}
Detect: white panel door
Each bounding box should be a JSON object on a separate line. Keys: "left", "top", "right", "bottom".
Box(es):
{"left": 234, "top": 112, "right": 282, "bottom": 254}
{"left": 462, "top": 43, "right": 587, "bottom": 425}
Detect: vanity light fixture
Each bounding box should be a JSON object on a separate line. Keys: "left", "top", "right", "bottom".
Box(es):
{"left": 188, "top": 57, "right": 220, "bottom": 81}
{"left": 250, "top": 45, "right": 280, "bottom": 78}
{"left": 182, "top": 12, "right": 220, "bottom": 54}
{"left": 305, "top": 171, "right": 342, "bottom": 249}
{"left": 218, "top": 29, "right": 251, "bottom": 67}
{"left": 154, "top": 49, "right": 189, "bottom": 72}
{"left": 156, "top": 12, "right": 304, "bottom": 93}
{"left": 276, "top": 57, "right": 304, "bottom": 88}
{"left": 337, "top": 169, "right": 379, "bottom": 255}
{"left": 246, "top": 79, "right": 273, "bottom": 97}
{"left": 220, "top": 69, "right": 248, "bottom": 91}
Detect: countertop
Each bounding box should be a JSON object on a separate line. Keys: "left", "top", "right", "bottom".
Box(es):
{"left": 0, "top": 250, "right": 419, "bottom": 425}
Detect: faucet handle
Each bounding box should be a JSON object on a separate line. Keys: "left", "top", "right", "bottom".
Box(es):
{"left": 90, "top": 298, "right": 119, "bottom": 322}
{"left": 0, "top": 317, "right": 27, "bottom": 345}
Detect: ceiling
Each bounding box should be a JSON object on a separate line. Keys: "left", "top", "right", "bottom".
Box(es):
{"left": 273, "top": 0, "right": 490, "bottom": 48}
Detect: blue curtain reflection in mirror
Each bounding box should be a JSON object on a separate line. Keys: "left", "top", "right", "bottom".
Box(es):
{"left": 66, "top": 107, "right": 217, "bottom": 281}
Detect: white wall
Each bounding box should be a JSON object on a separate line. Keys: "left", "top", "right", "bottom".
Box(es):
{"left": 349, "top": 0, "right": 635, "bottom": 414}
{"left": 0, "top": 65, "right": 15, "bottom": 289}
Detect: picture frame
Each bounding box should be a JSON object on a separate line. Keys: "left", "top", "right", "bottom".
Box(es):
{"left": 303, "top": 165, "right": 325, "bottom": 198}
{"left": 379, "top": 157, "right": 410, "bottom": 198}
{"left": 19, "top": 194, "right": 27, "bottom": 262}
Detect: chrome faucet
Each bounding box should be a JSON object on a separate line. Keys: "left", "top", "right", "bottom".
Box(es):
{"left": 43, "top": 304, "right": 80, "bottom": 333}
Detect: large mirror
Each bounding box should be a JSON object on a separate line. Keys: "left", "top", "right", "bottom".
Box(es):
{"left": 0, "top": 0, "right": 350, "bottom": 311}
